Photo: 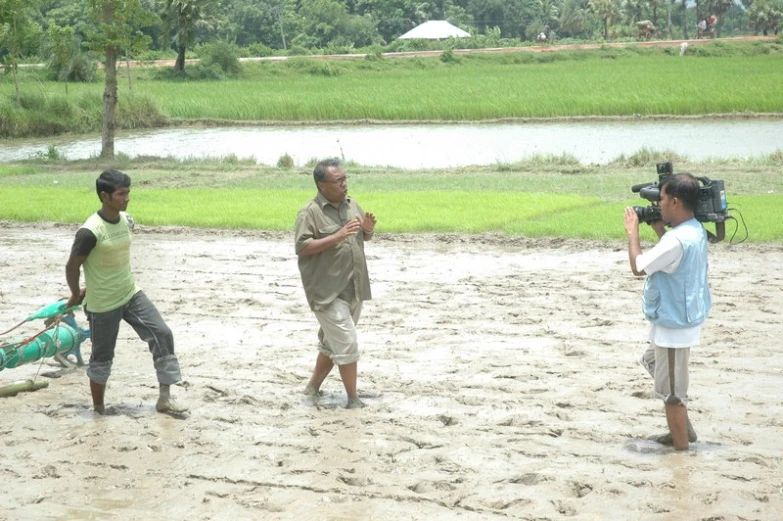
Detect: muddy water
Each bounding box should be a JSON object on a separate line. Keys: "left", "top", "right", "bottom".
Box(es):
{"left": 1, "top": 119, "right": 781, "bottom": 167}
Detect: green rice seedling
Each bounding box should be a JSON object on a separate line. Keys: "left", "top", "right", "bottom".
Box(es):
{"left": 6, "top": 53, "right": 778, "bottom": 126}
{"left": 0, "top": 156, "right": 780, "bottom": 243}
{"left": 357, "top": 191, "right": 596, "bottom": 233}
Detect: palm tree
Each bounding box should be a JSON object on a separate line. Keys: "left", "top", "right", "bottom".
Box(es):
{"left": 159, "top": 0, "right": 222, "bottom": 74}
{"left": 558, "top": 0, "right": 590, "bottom": 37}
{"left": 647, "top": 0, "right": 664, "bottom": 27}
{"left": 589, "top": 0, "right": 620, "bottom": 39}
{"left": 673, "top": 0, "right": 688, "bottom": 39}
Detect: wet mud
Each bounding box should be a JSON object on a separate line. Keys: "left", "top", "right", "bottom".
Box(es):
{"left": 1, "top": 223, "right": 781, "bottom": 520}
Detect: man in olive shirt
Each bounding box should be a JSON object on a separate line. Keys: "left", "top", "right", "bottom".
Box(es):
{"left": 295, "top": 158, "right": 376, "bottom": 409}
{"left": 66, "top": 169, "right": 188, "bottom": 416}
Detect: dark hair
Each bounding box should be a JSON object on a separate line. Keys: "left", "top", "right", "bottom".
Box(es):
{"left": 96, "top": 169, "right": 131, "bottom": 200}
{"left": 313, "top": 158, "right": 341, "bottom": 184}
{"left": 661, "top": 173, "right": 700, "bottom": 212}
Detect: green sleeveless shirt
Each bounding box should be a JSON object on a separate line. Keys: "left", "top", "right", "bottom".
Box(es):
{"left": 81, "top": 212, "right": 139, "bottom": 313}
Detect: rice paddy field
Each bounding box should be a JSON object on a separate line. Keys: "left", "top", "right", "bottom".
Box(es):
{"left": 140, "top": 54, "right": 783, "bottom": 121}
{"left": 1, "top": 40, "right": 781, "bottom": 243}
{"left": 0, "top": 155, "right": 780, "bottom": 242}
{"left": 1, "top": 41, "right": 783, "bottom": 138}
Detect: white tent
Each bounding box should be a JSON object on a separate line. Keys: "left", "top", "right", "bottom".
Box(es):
{"left": 398, "top": 20, "right": 470, "bottom": 40}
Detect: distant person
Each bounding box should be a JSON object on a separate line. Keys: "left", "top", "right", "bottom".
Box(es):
{"left": 295, "top": 158, "right": 376, "bottom": 409}
{"left": 697, "top": 18, "right": 708, "bottom": 38}
{"left": 623, "top": 174, "right": 712, "bottom": 450}
{"left": 66, "top": 169, "right": 188, "bottom": 416}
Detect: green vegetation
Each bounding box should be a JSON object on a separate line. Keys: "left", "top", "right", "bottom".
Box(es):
{"left": 140, "top": 53, "right": 783, "bottom": 121}
{"left": 0, "top": 153, "right": 779, "bottom": 242}
{"left": 1, "top": 42, "right": 782, "bottom": 138}
{"left": 2, "top": 3, "right": 778, "bottom": 245}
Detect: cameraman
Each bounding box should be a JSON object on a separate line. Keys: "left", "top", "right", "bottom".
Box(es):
{"left": 623, "top": 174, "right": 712, "bottom": 451}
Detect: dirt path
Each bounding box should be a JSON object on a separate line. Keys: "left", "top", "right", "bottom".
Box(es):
{"left": 1, "top": 224, "right": 781, "bottom": 520}
{"left": 114, "top": 35, "right": 777, "bottom": 69}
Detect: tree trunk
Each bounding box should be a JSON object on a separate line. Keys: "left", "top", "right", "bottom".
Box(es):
{"left": 681, "top": 1, "right": 689, "bottom": 39}
{"left": 604, "top": 19, "right": 609, "bottom": 39}
{"left": 12, "top": 63, "right": 20, "bottom": 106}
{"left": 101, "top": 46, "right": 119, "bottom": 160}
{"left": 126, "top": 52, "right": 133, "bottom": 93}
{"left": 175, "top": 44, "right": 186, "bottom": 74}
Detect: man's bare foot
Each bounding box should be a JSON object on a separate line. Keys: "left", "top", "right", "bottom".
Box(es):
{"left": 156, "top": 397, "right": 190, "bottom": 415}
{"left": 93, "top": 405, "right": 119, "bottom": 416}
{"left": 346, "top": 397, "right": 365, "bottom": 409}
{"left": 649, "top": 423, "right": 698, "bottom": 445}
{"left": 303, "top": 384, "right": 322, "bottom": 397}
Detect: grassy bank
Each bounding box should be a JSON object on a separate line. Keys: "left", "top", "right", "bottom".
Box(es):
{"left": 1, "top": 40, "right": 782, "bottom": 138}
{"left": 0, "top": 153, "right": 779, "bottom": 243}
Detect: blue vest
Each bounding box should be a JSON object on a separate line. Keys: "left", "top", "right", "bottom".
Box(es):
{"left": 643, "top": 218, "right": 711, "bottom": 328}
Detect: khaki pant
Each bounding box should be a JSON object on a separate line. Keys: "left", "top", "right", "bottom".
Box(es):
{"left": 640, "top": 342, "right": 690, "bottom": 405}
{"left": 313, "top": 298, "right": 362, "bottom": 365}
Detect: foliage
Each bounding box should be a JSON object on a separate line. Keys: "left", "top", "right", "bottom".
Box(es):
{"left": 277, "top": 153, "right": 294, "bottom": 168}
{"left": 159, "top": 0, "right": 223, "bottom": 73}
{"left": 0, "top": 0, "right": 43, "bottom": 104}
{"left": 747, "top": 0, "right": 783, "bottom": 35}
{"left": 589, "top": 0, "right": 621, "bottom": 39}
{"left": 293, "top": 0, "right": 380, "bottom": 49}
{"left": 199, "top": 40, "right": 242, "bottom": 74}
{"left": 24, "top": 0, "right": 772, "bottom": 57}
{"left": 85, "top": 0, "right": 155, "bottom": 158}
{"left": 46, "top": 23, "right": 96, "bottom": 83}
{"left": 439, "top": 46, "right": 460, "bottom": 63}
{"left": 31, "top": 144, "right": 65, "bottom": 160}
{"left": 0, "top": 88, "right": 166, "bottom": 138}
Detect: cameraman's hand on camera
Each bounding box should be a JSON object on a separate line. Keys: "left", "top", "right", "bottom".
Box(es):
{"left": 649, "top": 219, "right": 667, "bottom": 239}
{"left": 623, "top": 207, "right": 640, "bottom": 236}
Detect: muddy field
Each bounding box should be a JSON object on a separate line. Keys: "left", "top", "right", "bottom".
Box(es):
{"left": 1, "top": 223, "right": 781, "bottom": 521}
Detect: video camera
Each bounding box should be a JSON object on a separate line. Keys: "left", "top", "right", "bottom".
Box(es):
{"left": 631, "top": 162, "right": 729, "bottom": 243}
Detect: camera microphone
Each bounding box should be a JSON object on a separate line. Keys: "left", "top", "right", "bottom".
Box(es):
{"left": 631, "top": 182, "right": 653, "bottom": 193}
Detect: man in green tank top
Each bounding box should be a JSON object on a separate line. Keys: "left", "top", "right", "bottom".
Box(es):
{"left": 65, "top": 169, "right": 188, "bottom": 416}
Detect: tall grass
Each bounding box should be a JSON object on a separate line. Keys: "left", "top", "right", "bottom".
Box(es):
{"left": 132, "top": 55, "right": 783, "bottom": 120}
{"left": 0, "top": 90, "right": 165, "bottom": 138}
{"left": 1, "top": 46, "right": 782, "bottom": 139}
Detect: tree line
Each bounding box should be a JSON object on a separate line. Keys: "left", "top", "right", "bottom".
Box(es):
{"left": 1, "top": 0, "right": 781, "bottom": 159}
{"left": 5, "top": 1, "right": 783, "bottom": 65}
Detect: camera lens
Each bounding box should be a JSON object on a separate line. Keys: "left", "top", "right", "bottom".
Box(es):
{"left": 633, "top": 205, "right": 661, "bottom": 224}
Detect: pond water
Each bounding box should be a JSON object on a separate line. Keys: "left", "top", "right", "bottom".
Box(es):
{"left": 1, "top": 119, "right": 781, "bottom": 168}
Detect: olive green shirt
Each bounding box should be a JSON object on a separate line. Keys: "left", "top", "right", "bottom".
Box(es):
{"left": 295, "top": 192, "right": 372, "bottom": 311}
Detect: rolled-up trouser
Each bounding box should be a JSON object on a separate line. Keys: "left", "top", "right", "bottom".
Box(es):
{"left": 313, "top": 298, "right": 362, "bottom": 366}
{"left": 85, "top": 291, "right": 182, "bottom": 385}
{"left": 640, "top": 342, "right": 690, "bottom": 405}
